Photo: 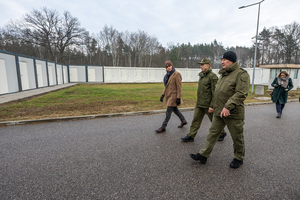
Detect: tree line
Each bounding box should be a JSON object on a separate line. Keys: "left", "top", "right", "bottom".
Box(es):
{"left": 0, "top": 7, "right": 299, "bottom": 69}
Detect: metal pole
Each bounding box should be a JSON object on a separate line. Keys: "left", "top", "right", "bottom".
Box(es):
{"left": 251, "top": 2, "right": 261, "bottom": 93}
{"left": 239, "top": 0, "right": 264, "bottom": 93}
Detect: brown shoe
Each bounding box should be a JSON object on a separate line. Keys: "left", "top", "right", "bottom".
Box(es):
{"left": 178, "top": 122, "right": 188, "bottom": 128}
{"left": 155, "top": 127, "right": 166, "bottom": 133}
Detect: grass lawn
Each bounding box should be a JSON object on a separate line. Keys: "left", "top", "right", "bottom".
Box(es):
{"left": 0, "top": 83, "right": 299, "bottom": 122}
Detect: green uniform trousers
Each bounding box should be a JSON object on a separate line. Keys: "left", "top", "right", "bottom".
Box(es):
{"left": 199, "top": 115, "right": 245, "bottom": 161}
{"left": 188, "top": 106, "right": 226, "bottom": 138}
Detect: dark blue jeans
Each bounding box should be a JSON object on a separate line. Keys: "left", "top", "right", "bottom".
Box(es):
{"left": 162, "top": 106, "right": 187, "bottom": 129}
{"left": 276, "top": 102, "right": 285, "bottom": 113}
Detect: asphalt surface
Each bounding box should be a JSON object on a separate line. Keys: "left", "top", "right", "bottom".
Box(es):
{"left": 0, "top": 102, "right": 300, "bottom": 199}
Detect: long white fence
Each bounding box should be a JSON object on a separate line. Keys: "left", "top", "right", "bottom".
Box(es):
{"left": 1, "top": 50, "right": 299, "bottom": 96}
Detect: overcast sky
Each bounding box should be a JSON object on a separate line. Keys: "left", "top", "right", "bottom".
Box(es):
{"left": 1, "top": 0, "right": 299, "bottom": 48}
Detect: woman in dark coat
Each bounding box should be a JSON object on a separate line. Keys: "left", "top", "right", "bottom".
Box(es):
{"left": 271, "top": 71, "right": 293, "bottom": 118}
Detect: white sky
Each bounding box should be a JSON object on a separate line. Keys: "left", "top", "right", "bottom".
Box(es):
{"left": 1, "top": 0, "right": 299, "bottom": 48}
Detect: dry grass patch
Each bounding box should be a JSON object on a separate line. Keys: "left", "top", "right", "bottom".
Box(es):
{"left": 0, "top": 83, "right": 299, "bottom": 122}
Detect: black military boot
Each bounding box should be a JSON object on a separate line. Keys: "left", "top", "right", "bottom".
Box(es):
{"left": 218, "top": 132, "right": 227, "bottom": 141}
{"left": 181, "top": 135, "right": 194, "bottom": 142}
{"left": 230, "top": 158, "right": 243, "bottom": 168}
{"left": 189, "top": 153, "right": 207, "bottom": 164}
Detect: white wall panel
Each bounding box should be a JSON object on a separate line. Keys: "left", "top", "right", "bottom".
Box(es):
{"left": 104, "top": 67, "right": 120, "bottom": 83}
{"left": 154, "top": 69, "right": 164, "bottom": 82}
{"left": 0, "top": 59, "right": 9, "bottom": 94}
{"left": 120, "top": 68, "right": 128, "bottom": 82}
{"left": 148, "top": 69, "right": 156, "bottom": 82}
{"left": 104, "top": 68, "right": 112, "bottom": 82}
{"left": 111, "top": 68, "right": 120, "bottom": 82}
{"left": 141, "top": 69, "right": 148, "bottom": 82}
{"left": 88, "top": 68, "right": 96, "bottom": 82}
{"left": 0, "top": 53, "right": 18, "bottom": 93}
{"left": 57, "top": 64, "right": 63, "bottom": 84}
{"left": 69, "top": 65, "right": 86, "bottom": 82}
{"left": 127, "top": 68, "right": 135, "bottom": 82}
{"left": 135, "top": 68, "right": 142, "bottom": 82}
{"left": 69, "top": 68, "right": 78, "bottom": 82}
{"left": 63, "top": 66, "right": 68, "bottom": 83}
{"left": 36, "top": 64, "right": 44, "bottom": 87}
{"left": 36, "top": 60, "right": 48, "bottom": 87}
{"left": 19, "top": 61, "right": 30, "bottom": 90}
{"left": 261, "top": 69, "right": 270, "bottom": 85}
{"left": 19, "top": 57, "right": 36, "bottom": 90}
{"left": 87, "top": 66, "right": 103, "bottom": 82}
{"left": 48, "top": 63, "right": 57, "bottom": 85}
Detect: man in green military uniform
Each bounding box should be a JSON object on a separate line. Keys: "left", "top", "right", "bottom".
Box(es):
{"left": 189, "top": 51, "right": 250, "bottom": 168}
{"left": 181, "top": 58, "right": 226, "bottom": 142}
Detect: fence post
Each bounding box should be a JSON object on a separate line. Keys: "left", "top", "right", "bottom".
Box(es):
{"left": 86, "top": 65, "right": 88, "bottom": 83}
{"left": 62, "top": 65, "right": 64, "bottom": 84}
{"left": 67, "top": 65, "right": 70, "bottom": 83}
{"left": 54, "top": 63, "right": 58, "bottom": 85}
{"left": 46, "top": 61, "right": 50, "bottom": 86}
{"left": 14, "top": 54, "right": 22, "bottom": 92}
{"left": 33, "top": 58, "right": 38, "bottom": 88}
{"left": 102, "top": 65, "right": 105, "bottom": 83}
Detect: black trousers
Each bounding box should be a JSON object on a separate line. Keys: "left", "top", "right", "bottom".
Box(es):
{"left": 276, "top": 102, "right": 285, "bottom": 113}
{"left": 162, "top": 106, "right": 187, "bottom": 129}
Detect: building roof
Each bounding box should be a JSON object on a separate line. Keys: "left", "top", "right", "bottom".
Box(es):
{"left": 259, "top": 64, "right": 300, "bottom": 69}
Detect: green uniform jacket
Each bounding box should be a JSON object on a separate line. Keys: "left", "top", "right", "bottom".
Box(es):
{"left": 213, "top": 62, "right": 250, "bottom": 120}
{"left": 271, "top": 77, "right": 293, "bottom": 104}
{"left": 196, "top": 67, "right": 219, "bottom": 108}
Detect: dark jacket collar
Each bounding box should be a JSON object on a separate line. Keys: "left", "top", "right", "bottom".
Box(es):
{"left": 219, "top": 62, "right": 239, "bottom": 77}
{"left": 199, "top": 67, "right": 212, "bottom": 78}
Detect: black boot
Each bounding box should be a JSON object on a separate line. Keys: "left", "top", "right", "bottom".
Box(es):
{"left": 230, "top": 158, "right": 243, "bottom": 168}
{"left": 181, "top": 135, "right": 194, "bottom": 142}
{"left": 189, "top": 153, "right": 207, "bottom": 164}
{"left": 218, "top": 132, "right": 227, "bottom": 141}
{"left": 276, "top": 112, "right": 281, "bottom": 118}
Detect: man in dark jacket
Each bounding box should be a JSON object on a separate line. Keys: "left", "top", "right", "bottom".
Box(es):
{"left": 181, "top": 58, "right": 226, "bottom": 142}
{"left": 189, "top": 51, "right": 250, "bottom": 169}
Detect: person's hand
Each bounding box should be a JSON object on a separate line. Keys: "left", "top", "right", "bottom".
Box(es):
{"left": 274, "top": 84, "right": 278, "bottom": 87}
{"left": 176, "top": 98, "right": 181, "bottom": 105}
{"left": 208, "top": 108, "right": 214, "bottom": 113}
{"left": 285, "top": 89, "right": 288, "bottom": 91}
{"left": 160, "top": 95, "right": 164, "bottom": 102}
{"left": 220, "top": 107, "right": 230, "bottom": 118}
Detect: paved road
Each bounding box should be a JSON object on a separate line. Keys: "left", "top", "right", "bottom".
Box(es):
{"left": 0, "top": 102, "right": 299, "bottom": 199}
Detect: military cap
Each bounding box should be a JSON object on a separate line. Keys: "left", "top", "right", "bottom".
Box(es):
{"left": 198, "top": 58, "right": 211, "bottom": 65}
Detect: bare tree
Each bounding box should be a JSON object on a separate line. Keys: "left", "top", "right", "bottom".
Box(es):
{"left": 7, "top": 7, "right": 86, "bottom": 63}
{"left": 55, "top": 11, "right": 87, "bottom": 62}
{"left": 99, "top": 25, "right": 121, "bottom": 66}
{"left": 282, "top": 22, "right": 300, "bottom": 63}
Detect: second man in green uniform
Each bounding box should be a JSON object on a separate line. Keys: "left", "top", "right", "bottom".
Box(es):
{"left": 181, "top": 58, "right": 226, "bottom": 142}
